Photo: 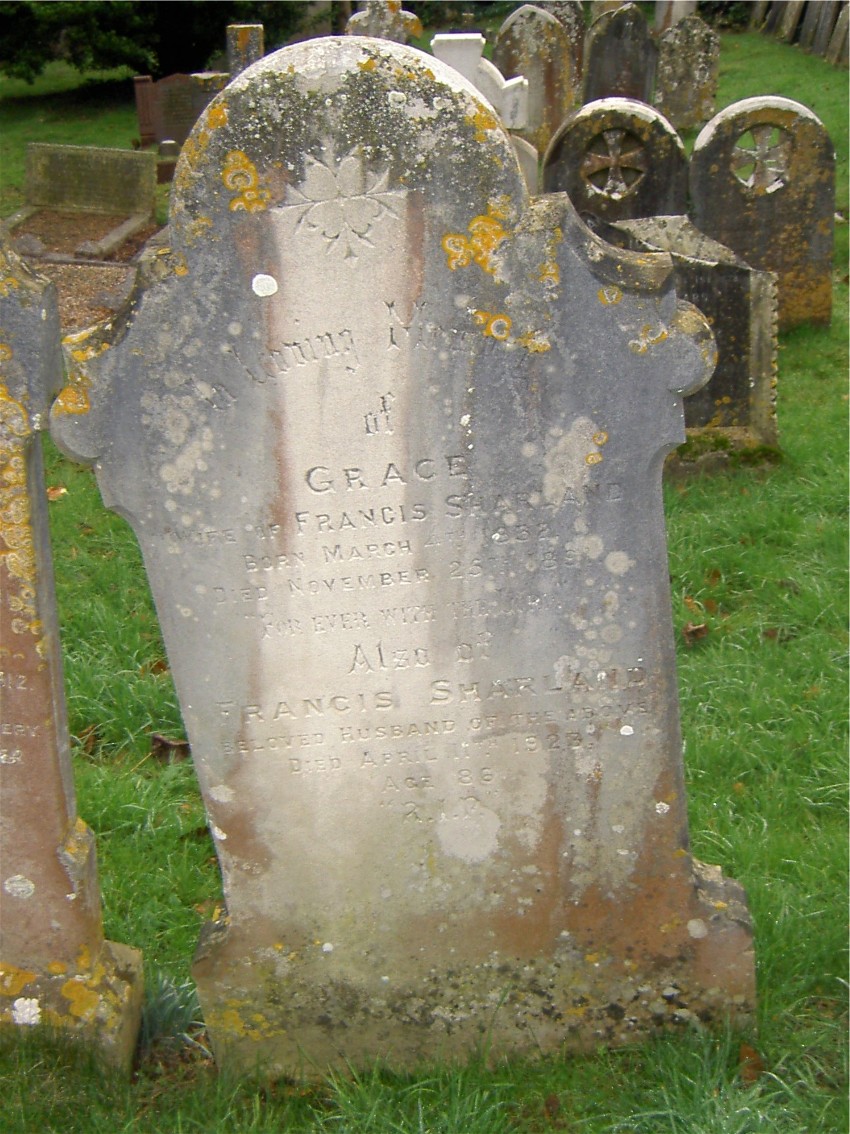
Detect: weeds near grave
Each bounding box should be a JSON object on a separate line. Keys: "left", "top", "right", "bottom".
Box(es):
{"left": 1, "top": 22, "right": 847, "bottom": 1134}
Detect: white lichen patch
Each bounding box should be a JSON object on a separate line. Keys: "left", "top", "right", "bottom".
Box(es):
{"left": 12, "top": 997, "right": 41, "bottom": 1026}
{"left": 3, "top": 875, "right": 35, "bottom": 899}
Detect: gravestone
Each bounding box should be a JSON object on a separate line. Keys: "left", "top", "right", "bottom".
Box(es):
{"left": 0, "top": 240, "right": 143, "bottom": 1070}
{"left": 51, "top": 35, "right": 755, "bottom": 1077}
{"left": 24, "top": 144, "right": 156, "bottom": 218}
{"left": 431, "top": 33, "right": 536, "bottom": 192}
{"left": 227, "top": 24, "right": 264, "bottom": 76}
{"left": 583, "top": 3, "right": 658, "bottom": 105}
{"left": 543, "top": 99, "right": 688, "bottom": 225}
{"left": 493, "top": 4, "right": 579, "bottom": 155}
{"left": 134, "top": 72, "right": 230, "bottom": 149}
{"left": 539, "top": 1, "right": 585, "bottom": 81}
{"left": 346, "top": 0, "right": 422, "bottom": 43}
{"left": 690, "top": 97, "right": 835, "bottom": 329}
{"left": 609, "top": 217, "right": 779, "bottom": 448}
{"left": 431, "top": 34, "right": 529, "bottom": 130}
{"left": 654, "top": 15, "right": 719, "bottom": 131}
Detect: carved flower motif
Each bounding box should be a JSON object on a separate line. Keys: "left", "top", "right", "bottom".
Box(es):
{"left": 286, "top": 151, "right": 398, "bottom": 259}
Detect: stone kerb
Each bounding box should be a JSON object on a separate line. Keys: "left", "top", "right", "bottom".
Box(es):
{"left": 24, "top": 144, "right": 157, "bottom": 218}
{"left": 0, "top": 239, "right": 143, "bottom": 1071}
{"left": 51, "top": 34, "right": 754, "bottom": 1077}
{"left": 542, "top": 98, "right": 688, "bottom": 225}
{"left": 690, "top": 96, "right": 835, "bottom": 329}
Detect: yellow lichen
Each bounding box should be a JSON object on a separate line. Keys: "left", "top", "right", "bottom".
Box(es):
{"left": 597, "top": 286, "right": 623, "bottom": 306}
{"left": 0, "top": 964, "right": 36, "bottom": 997}
{"left": 61, "top": 977, "right": 100, "bottom": 1020}
{"left": 223, "top": 151, "right": 271, "bottom": 213}
{"left": 472, "top": 310, "right": 512, "bottom": 340}
{"left": 442, "top": 200, "right": 511, "bottom": 276}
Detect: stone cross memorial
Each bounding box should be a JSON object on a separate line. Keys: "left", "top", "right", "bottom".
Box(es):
{"left": 0, "top": 241, "right": 143, "bottom": 1070}
{"left": 51, "top": 36, "right": 755, "bottom": 1076}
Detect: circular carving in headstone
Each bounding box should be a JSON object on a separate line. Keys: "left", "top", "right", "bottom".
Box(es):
{"left": 730, "top": 125, "right": 791, "bottom": 194}
{"left": 542, "top": 98, "right": 687, "bottom": 223}
{"left": 582, "top": 127, "right": 647, "bottom": 199}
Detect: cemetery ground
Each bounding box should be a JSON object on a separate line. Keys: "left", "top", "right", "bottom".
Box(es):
{"left": 0, "top": 23, "right": 847, "bottom": 1134}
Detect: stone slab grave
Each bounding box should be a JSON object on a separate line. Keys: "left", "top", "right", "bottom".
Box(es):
{"left": 653, "top": 14, "right": 719, "bottom": 132}
{"left": 583, "top": 3, "right": 658, "bottom": 105}
{"left": 690, "top": 97, "right": 835, "bottom": 330}
{"left": 493, "top": 4, "right": 580, "bottom": 157}
{"left": 608, "top": 216, "right": 779, "bottom": 452}
{"left": 51, "top": 35, "right": 755, "bottom": 1076}
{"left": 542, "top": 98, "right": 688, "bottom": 228}
{"left": 6, "top": 144, "right": 157, "bottom": 261}
{"left": 0, "top": 239, "right": 143, "bottom": 1069}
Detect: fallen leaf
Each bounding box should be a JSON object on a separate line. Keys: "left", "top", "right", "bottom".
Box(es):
{"left": 684, "top": 595, "right": 702, "bottom": 613}
{"left": 703, "top": 598, "right": 718, "bottom": 614}
{"left": 46, "top": 485, "right": 67, "bottom": 501}
{"left": 149, "top": 733, "right": 190, "bottom": 762}
{"left": 682, "top": 621, "right": 709, "bottom": 645}
{"left": 705, "top": 568, "right": 722, "bottom": 586}
{"left": 738, "top": 1042, "right": 765, "bottom": 1084}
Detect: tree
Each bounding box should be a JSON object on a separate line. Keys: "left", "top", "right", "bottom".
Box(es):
{"left": 0, "top": 1, "right": 305, "bottom": 83}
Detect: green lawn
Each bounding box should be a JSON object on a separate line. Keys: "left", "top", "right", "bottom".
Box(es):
{"left": 1, "top": 20, "right": 847, "bottom": 1134}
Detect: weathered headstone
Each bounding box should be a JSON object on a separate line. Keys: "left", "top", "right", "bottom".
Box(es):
{"left": 543, "top": 99, "right": 688, "bottom": 225}
{"left": 494, "top": 4, "right": 579, "bottom": 155}
{"left": 346, "top": 0, "right": 422, "bottom": 43}
{"left": 690, "top": 97, "right": 835, "bottom": 329}
{"left": 0, "top": 240, "right": 143, "bottom": 1070}
{"left": 583, "top": 3, "right": 658, "bottom": 105}
{"left": 609, "top": 216, "right": 779, "bottom": 448}
{"left": 431, "top": 34, "right": 529, "bottom": 130}
{"left": 24, "top": 144, "right": 156, "bottom": 218}
{"left": 51, "top": 35, "right": 754, "bottom": 1077}
{"left": 227, "top": 24, "right": 265, "bottom": 77}
{"left": 431, "top": 33, "right": 536, "bottom": 192}
{"left": 654, "top": 15, "right": 719, "bottom": 131}
{"left": 539, "top": 1, "right": 585, "bottom": 81}
{"left": 134, "top": 72, "right": 230, "bottom": 149}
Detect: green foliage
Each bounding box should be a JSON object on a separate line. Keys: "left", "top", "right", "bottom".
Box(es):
{"left": 0, "top": 2, "right": 306, "bottom": 84}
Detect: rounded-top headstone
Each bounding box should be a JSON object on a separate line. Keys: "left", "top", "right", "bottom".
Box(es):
{"left": 543, "top": 98, "right": 687, "bottom": 224}
{"left": 690, "top": 96, "right": 835, "bottom": 328}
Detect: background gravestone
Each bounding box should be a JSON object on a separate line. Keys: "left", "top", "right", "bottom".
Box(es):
{"left": 25, "top": 144, "right": 156, "bottom": 218}
{"left": 227, "top": 24, "right": 265, "bottom": 76}
{"left": 346, "top": 0, "right": 422, "bottom": 42}
{"left": 653, "top": 14, "right": 719, "bottom": 131}
{"left": 52, "top": 35, "right": 754, "bottom": 1077}
{"left": 539, "top": 0, "right": 585, "bottom": 82}
{"left": 494, "top": 4, "right": 579, "bottom": 155}
{"left": 0, "top": 240, "right": 143, "bottom": 1070}
{"left": 543, "top": 98, "right": 688, "bottom": 226}
{"left": 583, "top": 3, "right": 658, "bottom": 105}
{"left": 609, "top": 217, "right": 779, "bottom": 449}
{"left": 690, "top": 96, "right": 835, "bottom": 329}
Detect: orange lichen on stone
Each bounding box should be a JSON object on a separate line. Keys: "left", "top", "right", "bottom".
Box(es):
{"left": 61, "top": 977, "right": 100, "bottom": 1020}
{"left": 442, "top": 200, "right": 512, "bottom": 276}
{"left": 472, "top": 310, "right": 512, "bottom": 340}
{"left": 223, "top": 151, "right": 272, "bottom": 213}
{"left": 0, "top": 964, "right": 37, "bottom": 997}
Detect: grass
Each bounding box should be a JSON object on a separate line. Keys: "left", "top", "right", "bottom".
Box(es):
{"left": 1, "top": 19, "right": 848, "bottom": 1134}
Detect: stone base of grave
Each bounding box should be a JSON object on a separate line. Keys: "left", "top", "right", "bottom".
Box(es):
{"left": 192, "top": 856, "right": 754, "bottom": 1079}
{"left": 0, "top": 940, "right": 144, "bottom": 1073}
